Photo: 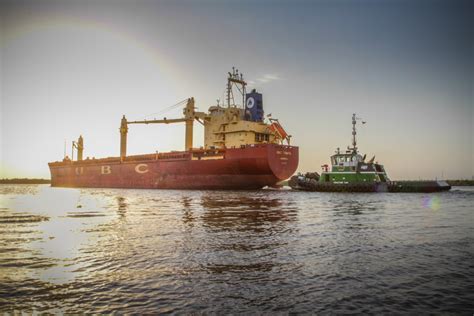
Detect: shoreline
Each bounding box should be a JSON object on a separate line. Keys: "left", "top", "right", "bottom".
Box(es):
{"left": 0, "top": 178, "right": 51, "bottom": 184}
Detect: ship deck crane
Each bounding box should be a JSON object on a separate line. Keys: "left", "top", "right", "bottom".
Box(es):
{"left": 119, "top": 98, "right": 206, "bottom": 160}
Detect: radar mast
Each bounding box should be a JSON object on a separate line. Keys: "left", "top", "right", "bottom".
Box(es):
{"left": 348, "top": 113, "right": 365, "bottom": 154}
{"left": 226, "top": 67, "right": 247, "bottom": 108}
{"left": 351, "top": 113, "right": 358, "bottom": 153}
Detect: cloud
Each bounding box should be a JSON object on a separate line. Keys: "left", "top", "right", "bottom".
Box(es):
{"left": 249, "top": 74, "right": 282, "bottom": 86}
{"left": 263, "top": 74, "right": 280, "bottom": 80}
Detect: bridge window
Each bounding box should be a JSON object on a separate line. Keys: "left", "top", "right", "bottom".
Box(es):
{"left": 255, "top": 133, "right": 270, "bottom": 142}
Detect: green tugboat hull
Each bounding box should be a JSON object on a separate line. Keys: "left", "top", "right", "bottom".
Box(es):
{"left": 289, "top": 176, "right": 451, "bottom": 193}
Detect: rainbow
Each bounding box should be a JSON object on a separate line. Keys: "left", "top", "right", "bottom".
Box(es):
{"left": 2, "top": 11, "right": 180, "bottom": 82}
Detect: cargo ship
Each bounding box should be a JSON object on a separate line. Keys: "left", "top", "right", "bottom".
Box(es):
{"left": 289, "top": 114, "right": 450, "bottom": 193}
{"left": 49, "top": 68, "right": 299, "bottom": 189}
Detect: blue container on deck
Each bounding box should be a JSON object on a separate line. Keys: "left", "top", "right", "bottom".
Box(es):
{"left": 245, "top": 89, "right": 264, "bottom": 122}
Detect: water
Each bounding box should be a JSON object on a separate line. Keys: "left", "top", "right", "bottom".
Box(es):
{"left": 1, "top": 184, "right": 473, "bottom": 314}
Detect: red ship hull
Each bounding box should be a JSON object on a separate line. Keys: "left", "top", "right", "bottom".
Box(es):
{"left": 48, "top": 144, "right": 298, "bottom": 190}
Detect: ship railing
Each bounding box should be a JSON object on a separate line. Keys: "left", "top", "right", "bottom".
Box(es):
{"left": 49, "top": 143, "right": 295, "bottom": 166}
{"left": 117, "top": 153, "right": 192, "bottom": 161}
{"left": 242, "top": 143, "right": 295, "bottom": 149}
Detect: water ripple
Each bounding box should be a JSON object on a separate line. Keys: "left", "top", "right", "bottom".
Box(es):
{"left": 0, "top": 185, "right": 473, "bottom": 313}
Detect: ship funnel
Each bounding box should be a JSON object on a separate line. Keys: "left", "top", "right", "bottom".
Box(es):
{"left": 245, "top": 89, "right": 264, "bottom": 122}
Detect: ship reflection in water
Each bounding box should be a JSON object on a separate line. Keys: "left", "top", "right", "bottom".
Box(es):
{"left": 199, "top": 195, "right": 298, "bottom": 274}
{"left": 0, "top": 185, "right": 473, "bottom": 313}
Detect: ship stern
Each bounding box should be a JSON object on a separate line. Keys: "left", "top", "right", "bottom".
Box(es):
{"left": 267, "top": 144, "right": 299, "bottom": 181}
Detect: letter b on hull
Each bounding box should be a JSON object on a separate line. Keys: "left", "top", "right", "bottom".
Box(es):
{"left": 101, "top": 165, "right": 112, "bottom": 174}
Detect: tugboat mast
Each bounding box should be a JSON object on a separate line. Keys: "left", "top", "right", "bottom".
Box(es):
{"left": 348, "top": 113, "right": 367, "bottom": 154}
{"left": 351, "top": 113, "right": 358, "bottom": 153}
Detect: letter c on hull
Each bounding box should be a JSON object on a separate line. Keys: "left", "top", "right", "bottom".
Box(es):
{"left": 135, "top": 163, "right": 149, "bottom": 174}
{"left": 75, "top": 167, "right": 84, "bottom": 175}
{"left": 101, "top": 165, "right": 112, "bottom": 174}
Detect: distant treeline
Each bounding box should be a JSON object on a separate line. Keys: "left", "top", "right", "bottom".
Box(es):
{"left": 0, "top": 178, "right": 51, "bottom": 184}
{"left": 446, "top": 180, "right": 474, "bottom": 186}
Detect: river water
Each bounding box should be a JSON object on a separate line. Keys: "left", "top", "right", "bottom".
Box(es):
{"left": 0, "top": 184, "right": 473, "bottom": 313}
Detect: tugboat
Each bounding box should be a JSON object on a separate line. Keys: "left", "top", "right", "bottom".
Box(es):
{"left": 289, "top": 114, "right": 450, "bottom": 193}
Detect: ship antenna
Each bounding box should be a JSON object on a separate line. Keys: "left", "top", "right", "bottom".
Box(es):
{"left": 227, "top": 70, "right": 232, "bottom": 107}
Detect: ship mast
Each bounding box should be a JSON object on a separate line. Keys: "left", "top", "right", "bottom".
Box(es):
{"left": 226, "top": 67, "right": 247, "bottom": 108}
{"left": 348, "top": 113, "right": 366, "bottom": 154}
{"left": 351, "top": 113, "right": 357, "bottom": 153}
{"left": 71, "top": 135, "right": 84, "bottom": 161}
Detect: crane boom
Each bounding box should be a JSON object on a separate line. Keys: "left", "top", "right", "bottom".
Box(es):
{"left": 120, "top": 98, "right": 202, "bottom": 160}
{"left": 128, "top": 118, "right": 187, "bottom": 125}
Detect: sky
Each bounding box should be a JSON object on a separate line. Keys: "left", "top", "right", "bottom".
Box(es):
{"left": 0, "top": 0, "right": 473, "bottom": 180}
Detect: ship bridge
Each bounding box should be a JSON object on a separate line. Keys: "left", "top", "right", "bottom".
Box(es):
{"left": 331, "top": 151, "right": 364, "bottom": 167}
